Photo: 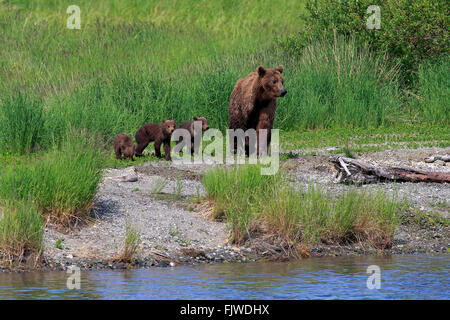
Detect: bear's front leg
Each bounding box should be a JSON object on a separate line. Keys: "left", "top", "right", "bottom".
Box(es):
{"left": 256, "top": 116, "right": 272, "bottom": 157}
{"left": 192, "top": 137, "right": 199, "bottom": 155}
{"left": 256, "top": 128, "right": 272, "bottom": 157}
{"left": 114, "top": 145, "right": 122, "bottom": 160}
{"left": 163, "top": 140, "right": 171, "bottom": 161}
{"left": 154, "top": 140, "right": 162, "bottom": 158}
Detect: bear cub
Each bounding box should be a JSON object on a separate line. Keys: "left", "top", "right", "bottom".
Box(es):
{"left": 114, "top": 133, "right": 136, "bottom": 161}
{"left": 174, "top": 116, "right": 209, "bottom": 154}
{"left": 135, "top": 119, "right": 176, "bottom": 161}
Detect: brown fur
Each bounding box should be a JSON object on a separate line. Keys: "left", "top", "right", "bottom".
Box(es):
{"left": 114, "top": 133, "right": 135, "bottom": 161}
{"left": 228, "top": 65, "right": 286, "bottom": 153}
{"left": 135, "top": 119, "right": 176, "bottom": 160}
{"left": 174, "top": 116, "right": 209, "bottom": 154}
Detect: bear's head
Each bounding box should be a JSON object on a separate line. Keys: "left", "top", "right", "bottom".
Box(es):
{"left": 193, "top": 116, "right": 209, "bottom": 132}
{"left": 257, "top": 65, "right": 287, "bottom": 99}
{"left": 123, "top": 144, "right": 135, "bottom": 161}
{"left": 162, "top": 119, "right": 176, "bottom": 136}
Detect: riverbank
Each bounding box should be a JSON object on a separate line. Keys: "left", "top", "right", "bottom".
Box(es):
{"left": 2, "top": 146, "right": 448, "bottom": 273}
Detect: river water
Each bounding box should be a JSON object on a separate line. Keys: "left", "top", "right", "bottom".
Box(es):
{"left": 0, "top": 255, "right": 448, "bottom": 300}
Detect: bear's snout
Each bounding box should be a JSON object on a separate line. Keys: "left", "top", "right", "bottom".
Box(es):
{"left": 280, "top": 89, "right": 287, "bottom": 97}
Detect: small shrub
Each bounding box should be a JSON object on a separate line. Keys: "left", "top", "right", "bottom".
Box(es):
{"left": 343, "top": 146, "right": 356, "bottom": 159}
{"left": 281, "top": 0, "right": 449, "bottom": 82}
{"left": 174, "top": 173, "right": 184, "bottom": 200}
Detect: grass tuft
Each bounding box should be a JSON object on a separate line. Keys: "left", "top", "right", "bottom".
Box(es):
{"left": 0, "top": 199, "right": 44, "bottom": 266}
{"left": 0, "top": 131, "right": 106, "bottom": 227}
{"left": 115, "top": 221, "right": 141, "bottom": 264}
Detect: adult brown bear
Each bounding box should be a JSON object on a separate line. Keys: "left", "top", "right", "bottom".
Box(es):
{"left": 228, "top": 65, "right": 287, "bottom": 155}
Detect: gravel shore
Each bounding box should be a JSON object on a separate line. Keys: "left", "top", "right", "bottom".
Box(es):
{"left": 38, "top": 146, "right": 449, "bottom": 271}
{"left": 285, "top": 146, "right": 450, "bottom": 218}
{"left": 43, "top": 162, "right": 256, "bottom": 270}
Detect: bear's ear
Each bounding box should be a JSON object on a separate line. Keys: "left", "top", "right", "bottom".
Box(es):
{"left": 162, "top": 119, "right": 166, "bottom": 123}
{"left": 257, "top": 66, "right": 266, "bottom": 77}
{"left": 276, "top": 65, "right": 284, "bottom": 74}
{"left": 193, "top": 116, "right": 198, "bottom": 121}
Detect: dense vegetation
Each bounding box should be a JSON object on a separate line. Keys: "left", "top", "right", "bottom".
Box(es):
{"left": 0, "top": 0, "right": 448, "bottom": 263}
{"left": 282, "top": 0, "right": 449, "bottom": 83}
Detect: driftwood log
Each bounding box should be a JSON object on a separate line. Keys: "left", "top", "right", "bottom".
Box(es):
{"left": 424, "top": 155, "right": 450, "bottom": 163}
{"left": 330, "top": 156, "right": 450, "bottom": 184}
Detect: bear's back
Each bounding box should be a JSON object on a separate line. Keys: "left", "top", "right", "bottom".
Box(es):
{"left": 176, "top": 121, "right": 193, "bottom": 132}
{"left": 137, "top": 123, "right": 161, "bottom": 139}
{"left": 114, "top": 133, "right": 132, "bottom": 146}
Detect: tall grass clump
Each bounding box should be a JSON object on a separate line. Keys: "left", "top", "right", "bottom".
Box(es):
{"left": 202, "top": 165, "right": 278, "bottom": 241}
{"left": 0, "top": 93, "right": 46, "bottom": 155}
{"left": 203, "top": 165, "right": 402, "bottom": 249}
{"left": 0, "top": 131, "right": 106, "bottom": 226}
{"left": 0, "top": 199, "right": 44, "bottom": 265}
{"left": 409, "top": 57, "right": 450, "bottom": 125}
{"left": 115, "top": 221, "right": 141, "bottom": 263}
{"left": 327, "top": 189, "right": 400, "bottom": 247}
{"left": 277, "top": 37, "right": 402, "bottom": 130}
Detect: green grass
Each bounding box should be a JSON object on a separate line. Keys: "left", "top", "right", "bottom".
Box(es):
{"left": 0, "top": 93, "right": 47, "bottom": 155}
{"left": 0, "top": 132, "right": 106, "bottom": 226}
{"left": 277, "top": 37, "right": 402, "bottom": 130}
{"left": 106, "top": 152, "right": 159, "bottom": 168}
{"left": 280, "top": 125, "right": 450, "bottom": 154}
{"left": 203, "top": 165, "right": 403, "bottom": 249}
{"left": 1, "top": 0, "right": 446, "bottom": 152}
{"left": 0, "top": 0, "right": 305, "bottom": 134}
{"left": 409, "top": 57, "right": 450, "bottom": 125}
{"left": 54, "top": 238, "right": 63, "bottom": 250}
{"left": 0, "top": 199, "right": 44, "bottom": 264}
{"left": 116, "top": 220, "right": 141, "bottom": 263}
